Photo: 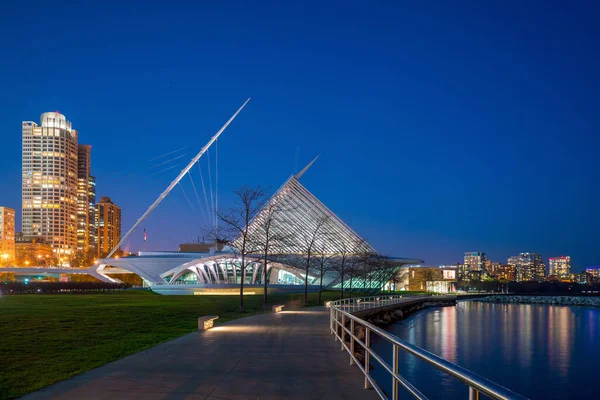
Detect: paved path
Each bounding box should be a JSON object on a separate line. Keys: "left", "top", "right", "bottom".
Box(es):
{"left": 22, "top": 307, "right": 379, "bottom": 400}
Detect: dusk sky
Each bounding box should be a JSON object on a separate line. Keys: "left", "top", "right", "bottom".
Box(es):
{"left": 1, "top": 1, "right": 598, "bottom": 271}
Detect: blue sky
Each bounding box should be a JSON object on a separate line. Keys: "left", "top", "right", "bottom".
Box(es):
{"left": 0, "top": 1, "right": 598, "bottom": 271}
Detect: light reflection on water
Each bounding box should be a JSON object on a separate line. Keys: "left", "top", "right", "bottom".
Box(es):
{"left": 371, "top": 301, "right": 600, "bottom": 399}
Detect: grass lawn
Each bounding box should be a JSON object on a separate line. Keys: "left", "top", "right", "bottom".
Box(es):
{"left": 0, "top": 289, "right": 345, "bottom": 399}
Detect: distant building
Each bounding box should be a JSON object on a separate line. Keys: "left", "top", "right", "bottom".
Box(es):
{"left": 549, "top": 256, "right": 571, "bottom": 279}
{"left": 457, "top": 263, "right": 469, "bottom": 281}
{"left": 97, "top": 197, "right": 121, "bottom": 257}
{"left": 488, "top": 261, "right": 501, "bottom": 276}
{"left": 394, "top": 266, "right": 457, "bottom": 293}
{"left": 464, "top": 252, "right": 488, "bottom": 279}
{"left": 511, "top": 253, "right": 545, "bottom": 282}
{"left": 179, "top": 240, "right": 226, "bottom": 253}
{"left": 15, "top": 233, "right": 54, "bottom": 266}
{"left": 495, "top": 264, "right": 516, "bottom": 281}
{"left": 0, "top": 207, "right": 16, "bottom": 262}
{"left": 586, "top": 266, "right": 600, "bottom": 283}
{"left": 77, "top": 144, "right": 97, "bottom": 253}
{"left": 22, "top": 112, "right": 79, "bottom": 255}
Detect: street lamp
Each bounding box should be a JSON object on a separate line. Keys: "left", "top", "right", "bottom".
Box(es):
{"left": 25, "top": 260, "right": 30, "bottom": 266}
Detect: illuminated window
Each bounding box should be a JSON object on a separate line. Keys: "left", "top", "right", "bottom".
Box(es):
{"left": 443, "top": 270, "right": 456, "bottom": 280}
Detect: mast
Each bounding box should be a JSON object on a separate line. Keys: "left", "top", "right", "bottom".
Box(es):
{"left": 106, "top": 98, "right": 250, "bottom": 258}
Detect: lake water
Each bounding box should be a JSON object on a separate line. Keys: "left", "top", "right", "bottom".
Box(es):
{"left": 371, "top": 301, "right": 600, "bottom": 399}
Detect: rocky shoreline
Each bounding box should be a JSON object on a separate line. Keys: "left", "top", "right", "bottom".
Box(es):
{"left": 476, "top": 295, "right": 600, "bottom": 307}
{"left": 361, "top": 300, "right": 456, "bottom": 327}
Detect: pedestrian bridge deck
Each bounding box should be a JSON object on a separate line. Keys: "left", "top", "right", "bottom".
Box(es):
{"left": 22, "top": 307, "right": 379, "bottom": 400}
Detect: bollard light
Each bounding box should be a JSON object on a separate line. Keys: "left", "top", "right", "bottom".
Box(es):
{"left": 272, "top": 304, "right": 285, "bottom": 313}
{"left": 324, "top": 301, "right": 331, "bottom": 307}
{"left": 198, "top": 315, "right": 219, "bottom": 330}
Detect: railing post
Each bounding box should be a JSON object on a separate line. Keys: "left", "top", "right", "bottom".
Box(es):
{"left": 330, "top": 306, "right": 333, "bottom": 335}
{"left": 333, "top": 308, "right": 338, "bottom": 342}
{"left": 350, "top": 319, "right": 355, "bottom": 365}
{"left": 392, "top": 344, "right": 399, "bottom": 399}
{"left": 364, "top": 327, "right": 371, "bottom": 389}
{"left": 469, "top": 386, "right": 479, "bottom": 400}
{"left": 341, "top": 313, "right": 345, "bottom": 351}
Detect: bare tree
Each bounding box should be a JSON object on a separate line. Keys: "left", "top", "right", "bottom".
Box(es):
{"left": 297, "top": 215, "right": 331, "bottom": 305}
{"left": 313, "top": 241, "right": 336, "bottom": 304}
{"left": 332, "top": 240, "right": 355, "bottom": 299}
{"left": 346, "top": 255, "right": 360, "bottom": 296}
{"left": 216, "top": 185, "right": 267, "bottom": 312}
{"left": 248, "top": 200, "right": 294, "bottom": 306}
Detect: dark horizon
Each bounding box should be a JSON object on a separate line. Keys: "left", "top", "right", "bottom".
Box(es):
{"left": 1, "top": 1, "right": 598, "bottom": 271}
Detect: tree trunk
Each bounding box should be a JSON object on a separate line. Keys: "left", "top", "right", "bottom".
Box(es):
{"left": 263, "top": 249, "right": 269, "bottom": 306}
{"left": 304, "top": 252, "right": 311, "bottom": 305}
{"left": 340, "top": 259, "right": 345, "bottom": 299}
{"left": 239, "top": 256, "right": 245, "bottom": 312}
{"left": 318, "top": 268, "right": 323, "bottom": 304}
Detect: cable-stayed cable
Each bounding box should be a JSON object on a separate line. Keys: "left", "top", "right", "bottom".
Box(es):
{"left": 188, "top": 171, "right": 209, "bottom": 226}
{"left": 207, "top": 148, "right": 215, "bottom": 227}
{"left": 147, "top": 154, "right": 186, "bottom": 170}
{"left": 148, "top": 146, "right": 189, "bottom": 162}
{"left": 178, "top": 182, "right": 198, "bottom": 218}
{"left": 197, "top": 162, "right": 214, "bottom": 227}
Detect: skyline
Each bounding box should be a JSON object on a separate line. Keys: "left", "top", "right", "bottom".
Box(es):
{"left": 1, "top": 1, "right": 599, "bottom": 270}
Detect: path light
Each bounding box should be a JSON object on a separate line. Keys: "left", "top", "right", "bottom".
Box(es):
{"left": 324, "top": 301, "right": 332, "bottom": 307}
{"left": 198, "top": 315, "right": 219, "bottom": 330}
{"left": 272, "top": 304, "right": 285, "bottom": 313}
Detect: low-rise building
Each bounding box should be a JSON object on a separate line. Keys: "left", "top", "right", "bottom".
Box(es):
{"left": 15, "top": 233, "right": 54, "bottom": 266}
{"left": 394, "top": 266, "right": 457, "bottom": 293}
{"left": 0, "top": 207, "right": 16, "bottom": 263}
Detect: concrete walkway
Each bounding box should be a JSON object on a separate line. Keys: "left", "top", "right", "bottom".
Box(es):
{"left": 22, "top": 307, "right": 379, "bottom": 400}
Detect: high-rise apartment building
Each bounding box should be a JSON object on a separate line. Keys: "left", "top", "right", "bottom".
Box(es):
{"left": 97, "top": 197, "right": 121, "bottom": 257}
{"left": 464, "top": 252, "right": 488, "bottom": 275}
{"left": 0, "top": 207, "right": 16, "bottom": 262}
{"left": 549, "top": 256, "right": 571, "bottom": 278}
{"left": 510, "top": 253, "right": 545, "bottom": 282}
{"left": 77, "top": 144, "right": 97, "bottom": 253}
{"left": 22, "top": 112, "right": 78, "bottom": 256}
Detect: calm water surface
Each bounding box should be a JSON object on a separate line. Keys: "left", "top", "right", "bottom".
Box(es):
{"left": 371, "top": 301, "right": 600, "bottom": 399}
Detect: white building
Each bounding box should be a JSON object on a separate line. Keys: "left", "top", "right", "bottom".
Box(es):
{"left": 22, "top": 112, "right": 79, "bottom": 256}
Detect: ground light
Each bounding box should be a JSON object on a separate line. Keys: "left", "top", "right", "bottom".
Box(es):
{"left": 198, "top": 315, "right": 219, "bottom": 330}
{"left": 272, "top": 304, "right": 285, "bottom": 313}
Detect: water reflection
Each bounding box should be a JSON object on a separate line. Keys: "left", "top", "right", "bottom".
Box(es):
{"left": 371, "top": 302, "right": 599, "bottom": 399}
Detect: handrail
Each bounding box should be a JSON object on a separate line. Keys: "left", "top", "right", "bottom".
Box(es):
{"left": 329, "top": 295, "right": 528, "bottom": 400}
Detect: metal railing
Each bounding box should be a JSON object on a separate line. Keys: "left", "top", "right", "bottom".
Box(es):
{"left": 330, "top": 295, "right": 527, "bottom": 400}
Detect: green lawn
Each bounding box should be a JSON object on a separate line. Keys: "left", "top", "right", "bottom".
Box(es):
{"left": 0, "top": 290, "right": 345, "bottom": 399}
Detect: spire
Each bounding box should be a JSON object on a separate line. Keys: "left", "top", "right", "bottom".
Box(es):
{"left": 295, "top": 154, "right": 320, "bottom": 180}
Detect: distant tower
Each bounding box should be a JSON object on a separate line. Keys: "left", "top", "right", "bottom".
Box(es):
{"left": 77, "top": 144, "right": 97, "bottom": 253}
{"left": 97, "top": 197, "right": 121, "bottom": 257}
{"left": 22, "top": 113, "right": 78, "bottom": 256}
